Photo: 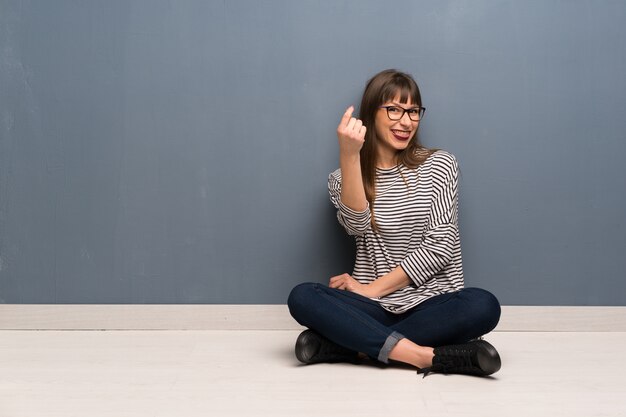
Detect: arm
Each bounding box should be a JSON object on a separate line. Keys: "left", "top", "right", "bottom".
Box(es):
{"left": 328, "top": 172, "right": 371, "bottom": 236}
{"left": 329, "top": 266, "right": 409, "bottom": 298}
{"left": 399, "top": 154, "right": 460, "bottom": 287}
{"left": 327, "top": 106, "right": 371, "bottom": 236}
{"left": 337, "top": 106, "right": 367, "bottom": 211}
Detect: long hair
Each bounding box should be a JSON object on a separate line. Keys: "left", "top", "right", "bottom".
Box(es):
{"left": 358, "top": 69, "right": 436, "bottom": 231}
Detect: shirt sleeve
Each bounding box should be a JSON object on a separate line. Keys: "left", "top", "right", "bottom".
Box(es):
{"left": 400, "top": 154, "right": 460, "bottom": 287}
{"left": 328, "top": 170, "right": 372, "bottom": 236}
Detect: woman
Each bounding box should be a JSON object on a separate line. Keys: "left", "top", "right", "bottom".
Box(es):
{"left": 287, "top": 69, "right": 502, "bottom": 377}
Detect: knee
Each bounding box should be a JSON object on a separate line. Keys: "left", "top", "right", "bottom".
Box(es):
{"left": 465, "top": 288, "right": 501, "bottom": 332}
{"left": 287, "top": 282, "right": 319, "bottom": 314}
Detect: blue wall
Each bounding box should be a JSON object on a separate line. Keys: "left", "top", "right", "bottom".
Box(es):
{"left": 1, "top": 0, "right": 625, "bottom": 305}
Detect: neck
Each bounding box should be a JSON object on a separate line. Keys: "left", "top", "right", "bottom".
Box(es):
{"left": 376, "top": 147, "right": 399, "bottom": 169}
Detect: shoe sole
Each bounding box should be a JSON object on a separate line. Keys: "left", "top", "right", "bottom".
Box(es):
{"left": 474, "top": 340, "right": 502, "bottom": 375}
{"left": 295, "top": 330, "right": 321, "bottom": 364}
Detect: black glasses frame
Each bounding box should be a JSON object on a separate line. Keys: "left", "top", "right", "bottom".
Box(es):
{"left": 379, "top": 106, "right": 426, "bottom": 122}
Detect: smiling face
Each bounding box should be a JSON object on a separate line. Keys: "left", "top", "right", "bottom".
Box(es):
{"left": 374, "top": 93, "right": 420, "bottom": 163}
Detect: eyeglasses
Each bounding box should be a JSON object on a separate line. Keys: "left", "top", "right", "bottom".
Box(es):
{"left": 378, "top": 105, "right": 425, "bottom": 122}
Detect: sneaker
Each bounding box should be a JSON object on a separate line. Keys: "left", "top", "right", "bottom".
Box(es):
{"left": 295, "top": 329, "right": 359, "bottom": 364}
{"left": 418, "top": 340, "right": 501, "bottom": 378}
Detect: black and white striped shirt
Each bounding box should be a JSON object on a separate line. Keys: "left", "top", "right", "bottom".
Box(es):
{"left": 328, "top": 150, "right": 464, "bottom": 314}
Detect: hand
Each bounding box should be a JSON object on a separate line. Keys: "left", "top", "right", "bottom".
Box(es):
{"left": 329, "top": 273, "right": 376, "bottom": 298}
{"left": 337, "top": 106, "right": 366, "bottom": 157}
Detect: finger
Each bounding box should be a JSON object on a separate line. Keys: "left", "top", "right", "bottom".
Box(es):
{"left": 340, "top": 106, "right": 354, "bottom": 127}
{"left": 358, "top": 125, "right": 367, "bottom": 139}
{"left": 329, "top": 277, "right": 345, "bottom": 288}
{"left": 331, "top": 273, "right": 350, "bottom": 280}
{"left": 346, "top": 117, "right": 357, "bottom": 131}
{"left": 329, "top": 275, "right": 343, "bottom": 283}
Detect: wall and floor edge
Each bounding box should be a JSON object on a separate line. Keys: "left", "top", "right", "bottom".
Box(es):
{"left": 0, "top": 305, "right": 624, "bottom": 331}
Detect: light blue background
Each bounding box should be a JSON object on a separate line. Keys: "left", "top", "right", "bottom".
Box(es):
{"left": 1, "top": 0, "right": 625, "bottom": 305}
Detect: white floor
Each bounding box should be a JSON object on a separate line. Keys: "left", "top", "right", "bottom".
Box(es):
{"left": 0, "top": 330, "right": 625, "bottom": 417}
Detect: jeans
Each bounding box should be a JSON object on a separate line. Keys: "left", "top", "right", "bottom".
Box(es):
{"left": 287, "top": 283, "right": 501, "bottom": 363}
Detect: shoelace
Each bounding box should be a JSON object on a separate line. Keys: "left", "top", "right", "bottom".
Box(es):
{"left": 418, "top": 348, "right": 475, "bottom": 378}
{"left": 316, "top": 337, "right": 355, "bottom": 361}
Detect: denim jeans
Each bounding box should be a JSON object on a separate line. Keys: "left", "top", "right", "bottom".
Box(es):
{"left": 287, "top": 283, "right": 501, "bottom": 363}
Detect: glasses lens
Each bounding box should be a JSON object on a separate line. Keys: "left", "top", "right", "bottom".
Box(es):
{"left": 411, "top": 108, "right": 425, "bottom": 121}
{"left": 408, "top": 109, "right": 420, "bottom": 121}
{"left": 386, "top": 107, "right": 402, "bottom": 120}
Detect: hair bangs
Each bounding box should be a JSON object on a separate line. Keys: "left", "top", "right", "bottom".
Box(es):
{"left": 381, "top": 77, "right": 421, "bottom": 107}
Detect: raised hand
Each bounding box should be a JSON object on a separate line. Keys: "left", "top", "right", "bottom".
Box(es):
{"left": 337, "top": 106, "right": 366, "bottom": 157}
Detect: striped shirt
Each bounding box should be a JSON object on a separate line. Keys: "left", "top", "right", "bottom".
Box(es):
{"left": 328, "top": 150, "right": 464, "bottom": 314}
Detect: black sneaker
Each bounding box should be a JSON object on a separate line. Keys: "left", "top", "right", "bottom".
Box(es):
{"left": 295, "top": 329, "right": 359, "bottom": 364}
{"left": 418, "top": 340, "right": 501, "bottom": 378}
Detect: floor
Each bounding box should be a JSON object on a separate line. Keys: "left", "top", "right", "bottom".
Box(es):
{"left": 0, "top": 330, "right": 625, "bottom": 417}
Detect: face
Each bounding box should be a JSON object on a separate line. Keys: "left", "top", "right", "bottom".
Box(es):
{"left": 374, "top": 93, "right": 420, "bottom": 158}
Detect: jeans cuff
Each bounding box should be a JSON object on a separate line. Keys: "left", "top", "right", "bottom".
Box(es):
{"left": 377, "top": 331, "right": 404, "bottom": 364}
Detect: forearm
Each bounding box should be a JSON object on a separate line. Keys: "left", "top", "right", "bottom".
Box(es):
{"left": 339, "top": 154, "right": 368, "bottom": 212}
{"left": 368, "top": 265, "right": 411, "bottom": 298}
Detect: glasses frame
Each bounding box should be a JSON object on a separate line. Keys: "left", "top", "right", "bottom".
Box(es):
{"left": 378, "top": 105, "right": 426, "bottom": 122}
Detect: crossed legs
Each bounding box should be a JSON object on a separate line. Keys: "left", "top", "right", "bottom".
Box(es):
{"left": 288, "top": 283, "right": 500, "bottom": 369}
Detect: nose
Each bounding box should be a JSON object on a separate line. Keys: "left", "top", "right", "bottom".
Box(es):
{"left": 399, "top": 111, "right": 413, "bottom": 127}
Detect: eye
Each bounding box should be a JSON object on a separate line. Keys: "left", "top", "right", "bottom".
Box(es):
{"left": 408, "top": 109, "right": 419, "bottom": 115}
{"left": 387, "top": 106, "right": 402, "bottom": 114}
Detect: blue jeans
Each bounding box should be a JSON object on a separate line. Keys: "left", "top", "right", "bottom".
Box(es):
{"left": 287, "top": 283, "right": 501, "bottom": 363}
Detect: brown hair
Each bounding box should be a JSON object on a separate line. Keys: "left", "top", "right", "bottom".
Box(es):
{"left": 358, "top": 69, "right": 436, "bottom": 231}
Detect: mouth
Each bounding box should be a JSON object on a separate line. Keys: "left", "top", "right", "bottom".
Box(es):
{"left": 391, "top": 129, "right": 411, "bottom": 141}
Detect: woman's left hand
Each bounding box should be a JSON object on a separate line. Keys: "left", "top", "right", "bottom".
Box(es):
{"left": 329, "top": 273, "right": 377, "bottom": 298}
